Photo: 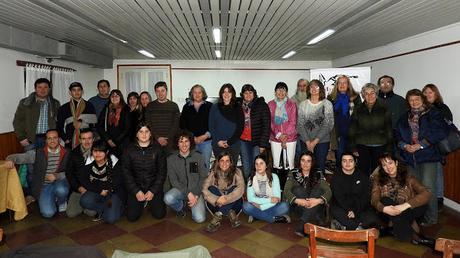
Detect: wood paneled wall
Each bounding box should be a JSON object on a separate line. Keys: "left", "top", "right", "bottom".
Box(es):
{"left": 444, "top": 150, "right": 460, "bottom": 203}
{"left": 0, "top": 132, "right": 23, "bottom": 160}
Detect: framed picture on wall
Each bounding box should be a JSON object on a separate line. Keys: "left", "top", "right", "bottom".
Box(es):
{"left": 117, "top": 64, "right": 172, "bottom": 99}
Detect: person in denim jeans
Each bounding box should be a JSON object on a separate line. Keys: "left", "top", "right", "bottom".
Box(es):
{"left": 243, "top": 154, "right": 290, "bottom": 223}
{"left": 164, "top": 130, "right": 207, "bottom": 223}
{"left": 237, "top": 84, "right": 270, "bottom": 180}
{"left": 78, "top": 140, "right": 125, "bottom": 224}
{"left": 5, "top": 129, "right": 69, "bottom": 218}
{"left": 202, "top": 152, "right": 245, "bottom": 232}
{"left": 179, "top": 85, "right": 213, "bottom": 170}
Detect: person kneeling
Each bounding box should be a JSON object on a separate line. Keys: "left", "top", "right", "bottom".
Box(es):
{"left": 78, "top": 140, "right": 124, "bottom": 224}
{"left": 243, "top": 154, "right": 290, "bottom": 224}
{"left": 164, "top": 130, "right": 207, "bottom": 223}
{"left": 202, "top": 152, "right": 245, "bottom": 232}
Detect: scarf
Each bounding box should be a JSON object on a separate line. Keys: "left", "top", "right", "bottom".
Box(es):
{"left": 408, "top": 106, "right": 425, "bottom": 144}
{"left": 70, "top": 98, "right": 86, "bottom": 148}
{"left": 80, "top": 145, "right": 91, "bottom": 161}
{"left": 252, "top": 172, "right": 273, "bottom": 198}
{"left": 334, "top": 93, "right": 350, "bottom": 116}
{"left": 274, "top": 97, "right": 288, "bottom": 125}
{"left": 108, "top": 106, "right": 122, "bottom": 127}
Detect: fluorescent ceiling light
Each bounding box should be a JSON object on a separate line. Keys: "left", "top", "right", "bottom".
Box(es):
{"left": 213, "top": 28, "right": 221, "bottom": 44}
{"left": 307, "top": 29, "right": 335, "bottom": 45}
{"left": 282, "top": 50, "right": 296, "bottom": 59}
{"left": 98, "top": 28, "right": 128, "bottom": 44}
{"left": 215, "top": 50, "right": 221, "bottom": 58}
{"left": 138, "top": 50, "right": 155, "bottom": 58}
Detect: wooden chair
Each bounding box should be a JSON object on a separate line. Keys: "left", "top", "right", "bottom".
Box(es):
{"left": 306, "top": 223, "right": 379, "bottom": 258}
{"left": 435, "top": 238, "right": 460, "bottom": 258}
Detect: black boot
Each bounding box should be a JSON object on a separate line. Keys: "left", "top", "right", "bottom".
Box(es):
{"left": 274, "top": 215, "right": 291, "bottom": 223}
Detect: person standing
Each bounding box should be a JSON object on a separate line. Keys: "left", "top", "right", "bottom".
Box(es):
{"left": 180, "top": 84, "right": 213, "bottom": 169}
{"left": 268, "top": 82, "right": 297, "bottom": 190}
{"left": 238, "top": 84, "right": 270, "bottom": 179}
{"left": 57, "top": 82, "right": 97, "bottom": 149}
{"left": 88, "top": 79, "right": 111, "bottom": 118}
{"left": 377, "top": 75, "right": 408, "bottom": 130}
{"left": 297, "top": 79, "right": 334, "bottom": 174}
{"left": 144, "top": 81, "right": 180, "bottom": 153}
{"left": 208, "top": 83, "right": 244, "bottom": 164}
{"left": 13, "top": 78, "right": 60, "bottom": 150}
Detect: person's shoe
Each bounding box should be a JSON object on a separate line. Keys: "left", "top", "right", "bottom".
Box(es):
{"left": 411, "top": 235, "right": 435, "bottom": 249}
{"left": 58, "top": 202, "right": 67, "bottom": 212}
{"left": 295, "top": 228, "right": 306, "bottom": 237}
{"left": 247, "top": 215, "right": 254, "bottom": 223}
{"left": 25, "top": 195, "right": 36, "bottom": 205}
{"left": 83, "top": 209, "right": 97, "bottom": 217}
{"left": 206, "top": 212, "right": 223, "bottom": 232}
{"left": 92, "top": 213, "right": 102, "bottom": 222}
{"left": 331, "top": 219, "right": 346, "bottom": 230}
{"left": 274, "top": 215, "right": 291, "bottom": 223}
{"left": 228, "top": 209, "right": 241, "bottom": 228}
{"left": 176, "top": 209, "right": 187, "bottom": 218}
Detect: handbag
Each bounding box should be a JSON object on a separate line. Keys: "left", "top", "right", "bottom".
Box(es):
{"left": 437, "top": 119, "right": 460, "bottom": 155}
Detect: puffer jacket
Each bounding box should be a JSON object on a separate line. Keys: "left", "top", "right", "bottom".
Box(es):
{"left": 122, "top": 142, "right": 166, "bottom": 195}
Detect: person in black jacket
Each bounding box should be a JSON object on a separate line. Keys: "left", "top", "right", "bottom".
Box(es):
{"left": 79, "top": 140, "right": 125, "bottom": 224}
{"left": 65, "top": 128, "right": 97, "bottom": 218}
{"left": 180, "top": 84, "right": 213, "bottom": 169}
{"left": 237, "top": 84, "right": 271, "bottom": 179}
{"left": 330, "top": 152, "right": 378, "bottom": 230}
{"left": 97, "top": 89, "right": 131, "bottom": 158}
{"left": 122, "top": 122, "right": 167, "bottom": 221}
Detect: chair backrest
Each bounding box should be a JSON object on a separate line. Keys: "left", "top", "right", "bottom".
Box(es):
{"left": 306, "top": 223, "right": 379, "bottom": 258}
{"left": 435, "top": 238, "right": 460, "bottom": 258}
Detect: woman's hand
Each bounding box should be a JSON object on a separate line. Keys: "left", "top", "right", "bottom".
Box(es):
{"left": 383, "top": 205, "right": 401, "bottom": 216}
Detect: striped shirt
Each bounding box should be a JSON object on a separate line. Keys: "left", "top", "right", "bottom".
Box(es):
{"left": 44, "top": 149, "right": 60, "bottom": 184}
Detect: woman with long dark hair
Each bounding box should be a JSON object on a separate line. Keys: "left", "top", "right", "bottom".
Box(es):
{"left": 208, "top": 84, "right": 244, "bottom": 164}
{"left": 79, "top": 140, "right": 125, "bottom": 224}
{"left": 127, "top": 92, "right": 143, "bottom": 140}
{"left": 242, "top": 154, "right": 290, "bottom": 223}
{"left": 202, "top": 151, "right": 245, "bottom": 232}
{"left": 284, "top": 151, "right": 331, "bottom": 236}
{"left": 371, "top": 153, "right": 433, "bottom": 247}
{"left": 97, "top": 89, "right": 130, "bottom": 157}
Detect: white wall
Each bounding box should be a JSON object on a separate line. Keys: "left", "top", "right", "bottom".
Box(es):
{"left": 104, "top": 60, "right": 331, "bottom": 109}
{"left": 333, "top": 22, "right": 460, "bottom": 125}
{"left": 0, "top": 47, "right": 104, "bottom": 133}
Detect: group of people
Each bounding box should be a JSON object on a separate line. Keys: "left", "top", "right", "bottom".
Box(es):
{"left": 6, "top": 75, "right": 452, "bottom": 247}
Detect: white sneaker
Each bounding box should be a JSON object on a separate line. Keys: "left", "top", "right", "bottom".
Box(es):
{"left": 248, "top": 216, "right": 254, "bottom": 223}
{"left": 58, "top": 202, "right": 67, "bottom": 212}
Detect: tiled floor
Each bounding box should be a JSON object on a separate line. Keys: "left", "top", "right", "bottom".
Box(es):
{"left": 1, "top": 204, "right": 459, "bottom": 257}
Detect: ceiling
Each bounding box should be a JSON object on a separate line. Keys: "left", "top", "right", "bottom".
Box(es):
{"left": 0, "top": 0, "right": 459, "bottom": 61}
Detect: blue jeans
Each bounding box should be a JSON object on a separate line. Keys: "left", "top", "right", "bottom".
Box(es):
{"left": 242, "top": 202, "right": 289, "bottom": 223}
{"left": 196, "top": 140, "right": 212, "bottom": 170}
{"left": 80, "top": 191, "right": 123, "bottom": 224}
{"left": 39, "top": 179, "right": 69, "bottom": 218}
{"left": 164, "top": 188, "right": 206, "bottom": 223}
{"left": 240, "top": 141, "right": 260, "bottom": 179}
{"left": 300, "top": 141, "right": 330, "bottom": 172}
{"left": 435, "top": 162, "right": 444, "bottom": 198}
{"left": 407, "top": 162, "right": 438, "bottom": 224}
{"left": 206, "top": 185, "right": 242, "bottom": 215}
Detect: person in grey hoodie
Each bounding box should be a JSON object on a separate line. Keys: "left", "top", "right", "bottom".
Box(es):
{"left": 164, "top": 130, "right": 208, "bottom": 223}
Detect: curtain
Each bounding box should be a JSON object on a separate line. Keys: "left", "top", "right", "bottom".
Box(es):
{"left": 52, "top": 68, "right": 76, "bottom": 104}
{"left": 124, "top": 71, "right": 142, "bottom": 94}
{"left": 25, "top": 64, "right": 52, "bottom": 97}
